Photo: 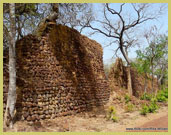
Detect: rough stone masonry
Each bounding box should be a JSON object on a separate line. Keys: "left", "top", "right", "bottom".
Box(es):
{"left": 3, "top": 24, "right": 110, "bottom": 122}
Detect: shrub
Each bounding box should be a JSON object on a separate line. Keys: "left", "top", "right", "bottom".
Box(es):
{"left": 156, "top": 95, "right": 167, "bottom": 102}
{"left": 125, "top": 103, "right": 134, "bottom": 112}
{"left": 140, "top": 98, "right": 159, "bottom": 115}
{"left": 151, "top": 97, "right": 158, "bottom": 103}
{"left": 108, "top": 106, "right": 116, "bottom": 114}
{"left": 140, "top": 93, "right": 152, "bottom": 101}
{"left": 164, "top": 88, "right": 168, "bottom": 98}
{"left": 156, "top": 89, "right": 168, "bottom": 102}
{"left": 140, "top": 104, "right": 149, "bottom": 115}
{"left": 106, "top": 106, "right": 119, "bottom": 122}
{"left": 125, "top": 94, "right": 131, "bottom": 103}
{"left": 111, "top": 115, "right": 119, "bottom": 122}
{"left": 148, "top": 98, "right": 159, "bottom": 113}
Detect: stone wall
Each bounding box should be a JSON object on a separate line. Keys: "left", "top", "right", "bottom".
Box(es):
{"left": 108, "top": 58, "right": 158, "bottom": 97}
{"left": 131, "top": 68, "right": 158, "bottom": 97}
{"left": 108, "top": 58, "right": 127, "bottom": 89}
{"left": 3, "top": 24, "right": 110, "bottom": 122}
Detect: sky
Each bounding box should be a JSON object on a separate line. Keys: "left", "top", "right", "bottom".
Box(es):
{"left": 81, "top": 3, "right": 168, "bottom": 64}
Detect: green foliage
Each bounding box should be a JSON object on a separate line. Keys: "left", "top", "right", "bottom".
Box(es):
{"left": 125, "top": 103, "right": 134, "bottom": 112}
{"left": 163, "top": 88, "right": 168, "bottom": 98}
{"left": 156, "top": 94, "right": 167, "bottom": 102}
{"left": 140, "top": 104, "right": 149, "bottom": 115}
{"left": 3, "top": 3, "right": 40, "bottom": 41}
{"left": 156, "top": 88, "right": 168, "bottom": 102}
{"left": 124, "top": 94, "right": 131, "bottom": 103}
{"left": 111, "top": 115, "right": 119, "bottom": 122}
{"left": 106, "top": 106, "right": 119, "bottom": 122}
{"left": 140, "top": 93, "right": 153, "bottom": 101}
{"left": 140, "top": 99, "right": 159, "bottom": 115}
{"left": 141, "top": 88, "right": 168, "bottom": 103}
{"left": 131, "top": 54, "right": 150, "bottom": 75}
{"left": 151, "top": 97, "right": 158, "bottom": 103}
{"left": 135, "top": 34, "right": 168, "bottom": 91}
{"left": 15, "top": 3, "right": 39, "bottom": 16}
{"left": 107, "top": 106, "right": 116, "bottom": 118}
{"left": 148, "top": 98, "right": 159, "bottom": 113}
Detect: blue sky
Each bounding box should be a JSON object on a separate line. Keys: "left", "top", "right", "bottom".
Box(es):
{"left": 81, "top": 3, "right": 168, "bottom": 64}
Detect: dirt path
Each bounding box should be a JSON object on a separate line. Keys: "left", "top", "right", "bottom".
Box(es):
{"left": 142, "top": 115, "right": 168, "bottom": 128}
{"left": 68, "top": 106, "right": 168, "bottom": 132}
{"left": 125, "top": 106, "right": 168, "bottom": 132}
{"left": 4, "top": 106, "right": 168, "bottom": 132}
{"left": 132, "top": 115, "right": 168, "bottom": 132}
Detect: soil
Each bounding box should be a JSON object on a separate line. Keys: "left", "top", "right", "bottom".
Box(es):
{"left": 135, "top": 115, "right": 168, "bottom": 132}
{"left": 3, "top": 105, "right": 168, "bottom": 132}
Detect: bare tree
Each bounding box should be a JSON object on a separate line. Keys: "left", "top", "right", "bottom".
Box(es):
{"left": 4, "top": 3, "right": 16, "bottom": 128}
{"left": 57, "top": 3, "right": 93, "bottom": 33}
{"left": 4, "top": 4, "right": 39, "bottom": 37}
{"left": 3, "top": 3, "right": 93, "bottom": 46}
{"left": 83, "top": 3, "right": 166, "bottom": 96}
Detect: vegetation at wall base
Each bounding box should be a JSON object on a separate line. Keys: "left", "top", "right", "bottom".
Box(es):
{"left": 140, "top": 93, "right": 153, "bottom": 101}
{"left": 106, "top": 106, "right": 119, "bottom": 122}
{"left": 125, "top": 103, "right": 135, "bottom": 112}
{"left": 124, "top": 94, "right": 131, "bottom": 104}
{"left": 156, "top": 88, "right": 168, "bottom": 102}
{"left": 140, "top": 104, "right": 149, "bottom": 115}
{"left": 140, "top": 98, "right": 159, "bottom": 115}
{"left": 140, "top": 88, "right": 168, "bottom": 102}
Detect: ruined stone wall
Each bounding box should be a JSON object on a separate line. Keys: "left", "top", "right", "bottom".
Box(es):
{"left": 131, "top": 69, "right": 158, "bottom": 97}
{"left": 3, "top": 24, "right": 110, "bottom": 122}
{"left": 108, "top": 58, "right": 127, "bottom": 89}
{"left": 108, "top": 58, "right": 158, "bottom": 97}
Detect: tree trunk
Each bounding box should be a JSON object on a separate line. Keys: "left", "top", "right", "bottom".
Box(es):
{"left": 120, "top": 46, "right": 133, "bottom": 96}
{"left": 4, "top": 3, "right": 16, "bottom": 128}
{"left": 158, "top": 74, "right": 164, "bottom": 88}
{"left": 151, "top": 60, "right": 154, "bottom": 96}
{"left": 127, "top": 66, "right": 133, "bottom": 96}
{"left": 144, "top": 73, "right": 147, "bottom": 94}
{"left": 120, "top": 46, "right": 131, "bottom": 66}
